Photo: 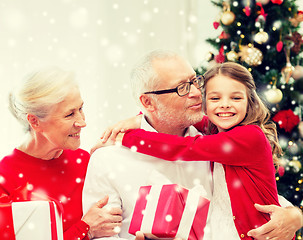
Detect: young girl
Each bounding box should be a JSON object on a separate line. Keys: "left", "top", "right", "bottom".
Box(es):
{"left": 105, "top": 62, "right": 284, "bottom": 239}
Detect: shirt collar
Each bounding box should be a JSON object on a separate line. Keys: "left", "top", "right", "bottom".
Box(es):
{"left": 140, "top": 114, "right": 202, "bottom": 137}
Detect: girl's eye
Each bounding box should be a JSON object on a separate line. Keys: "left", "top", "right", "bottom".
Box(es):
{"left": 210, "top": 97, "right": 219, "bottom": 100}
{"left": 65, "top": 112, "right": 74, "bottom": 118}
{"left": 233, "top": 97, "right": 242, "bottom": 100}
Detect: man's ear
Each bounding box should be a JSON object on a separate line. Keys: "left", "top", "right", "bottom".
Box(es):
{"left": 139, "top": 94, "right": 156, "bottom": 112}
{"left": 27, "top": 114, "right": 41, "bottom": 131}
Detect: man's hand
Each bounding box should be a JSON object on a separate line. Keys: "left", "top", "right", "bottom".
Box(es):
{"left": 82, "top": 196, "right": 123, "bottom": 239}
{"left": 134, "top": 231, "right": 146, "bottom": 240}
{"left": 247, "top": 204, "right": 302, "bottom": 240}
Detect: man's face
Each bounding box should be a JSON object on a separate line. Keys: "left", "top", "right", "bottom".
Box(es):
{"left": 151, "top": 56, "right": 203, "bottom": 131}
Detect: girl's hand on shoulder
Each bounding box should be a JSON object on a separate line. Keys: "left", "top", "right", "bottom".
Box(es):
{"left": 100, "top": 114, "right": 142, "bottom": 143}
{"left": 90, "top": 132, "right": 125, "bottom": 155}
{"left": 90, "top": 114, "right": 142, "bottom": 154}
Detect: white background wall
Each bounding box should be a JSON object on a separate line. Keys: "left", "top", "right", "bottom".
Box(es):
{"left": 0, "top": 0, "right": 301, "bottom": 157}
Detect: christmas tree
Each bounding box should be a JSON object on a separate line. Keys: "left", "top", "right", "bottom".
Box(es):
{"left": 196, "top": 0, "right": 303, "bottom": 237}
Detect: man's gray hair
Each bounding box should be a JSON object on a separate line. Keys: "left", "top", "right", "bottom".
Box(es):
{"left": 130, "top": 49, "right": 180, "bottom": 107}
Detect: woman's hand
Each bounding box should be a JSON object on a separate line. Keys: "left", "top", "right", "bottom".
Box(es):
{"left": 82, "top": 196, "right": 123, "bottom": 239}
{"left": 90, "top": 114, "right": 142, "bottom": 154}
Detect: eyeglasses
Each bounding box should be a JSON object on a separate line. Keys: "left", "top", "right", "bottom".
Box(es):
{"left": 144, "top": 75, "right": 204, "bottom": 97}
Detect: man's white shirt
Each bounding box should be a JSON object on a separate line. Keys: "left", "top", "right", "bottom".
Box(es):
{"left": 82, "top": 116, "right": 213, "bottom": 240}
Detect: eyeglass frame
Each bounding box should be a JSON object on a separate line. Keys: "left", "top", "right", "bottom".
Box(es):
{"left": 144, "top": 75, "right": 204, "bottom": 97}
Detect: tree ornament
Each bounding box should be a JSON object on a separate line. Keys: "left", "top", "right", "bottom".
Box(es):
{"left": 205, "top": 52, "right": 214, "bottom": 62}
{"left": 218, "top": 31, "right": 230, "bottom": 39}
{"left": 244, "top": 5, "right": 251, "bottom": 17}
{"left": 254, "top": 5, "right": 268, "bottom": 45}
{"left": 278, "top": 165, "right": 285, "bottom": 177}
{"left": 243, "top": 0, "right": 252, "bottom": 16}
{"left": 279, "top": 157, "right": 289, "bottom": 167}
{"left": 281, "top": 63, "right": 295, "bottom": 84}
{"left": 265, "top": 86, "right": 283, "bottom": 104}
{"left": 214, "top": 45, "right": 225, "bottom": 63}
{"left": 244, "top": 6, "right": 251, "bottom": 17}
{"left": 256, "top": 0, "right": 270, "bottom": 4}
{"left": 272, "top": 109, "right": 300, "bottom": 132}
{"left": 271, "top": 0, "right": 283, "bottom": 5}
{"left": 227, "top": 41, "right": 239, "bottom": 62}
{"left": 276, "top": 30, "right": 283, "bottom": 52}
{"left": 288, "top": 141, "right": 300, "bottom": 155}
{"left": 226, "top": 50, "right": 239, "bottom": 61}
{"left": 238, "top": 45, "right": 263, "bottom": 66}
{"left": 213, "top": 21, "right": 220, "bottom": 29}
{"left": 281, "top": 48, "right": 294, "bottom": 84}
{"left": 256, "top": 3, "right": 267, "bottom": 21}
{"left": 254, "top": 29, "right": 269, "bottom": 44}
{"left": 292, "top": 65, "right": 303, "bottom": 81}
{"left": 221, "top": 11, "right": 235, "bottom": 25}
{"left": 288, "top": 158, "right": 301, "bottom": 172}
{"left": 285, "top": 31, "right": 303, "bottom": 55}
{"left": 276, "top": 41, "right": 283, "bottom": 52}
{"left": 289, "top": 11, "right": 303, "bottom": 27}
{"left": 221, "top": 1, "right": 235, "bottom": 26}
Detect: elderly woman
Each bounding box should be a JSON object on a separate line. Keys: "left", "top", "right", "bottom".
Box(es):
{"left": 0, "top": 67, "right": 122, "bottom": 240}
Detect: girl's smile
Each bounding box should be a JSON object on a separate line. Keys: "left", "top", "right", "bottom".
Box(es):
{"left": 205, "top": 74, "right": 248, "bottom": 132}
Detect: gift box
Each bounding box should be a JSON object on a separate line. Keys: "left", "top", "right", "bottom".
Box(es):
{"left": 129, "top": 184, "right": 210, "bottom": 240}
{"left": 0, "top": 200, "right": 63, "bottom": 240}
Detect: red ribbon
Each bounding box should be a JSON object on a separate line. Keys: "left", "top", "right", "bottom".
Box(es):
{"left": 0, "top": 203, "right": 15, "bottom": 240}
{"left": 0, "top": 184, "right": 31, "bottom": 203}
{"left": 49, "top": 202, "right": 59, "bottom": 240}
{"left": 0, "top": 183, "right": 63, "bottom": 240}
{"left": 256, "top": 2, "right": 268, "bottom": 20}
{"left": 0, "top": 183, "right": 63, "bottom": 213}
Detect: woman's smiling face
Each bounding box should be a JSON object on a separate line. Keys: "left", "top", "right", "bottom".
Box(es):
{"left": 38, "top": 86, "right": 86, "bottom": 150}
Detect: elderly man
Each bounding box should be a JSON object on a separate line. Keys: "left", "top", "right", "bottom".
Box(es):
{"left": 83, "top": 50, "right": 302, "bottom": 240}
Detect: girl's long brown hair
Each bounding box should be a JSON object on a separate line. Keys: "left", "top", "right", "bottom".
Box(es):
{"left": 202, "top": 62, "right": 282, "bottom": 166}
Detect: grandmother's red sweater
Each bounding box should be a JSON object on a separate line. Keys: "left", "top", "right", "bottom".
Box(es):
{"left": 0, "top": 148, "right": 91, "bottom": 240}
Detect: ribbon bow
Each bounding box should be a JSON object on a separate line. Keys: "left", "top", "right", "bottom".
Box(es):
{"left": 0, "top": 183, "right": 63, "bottom": 214}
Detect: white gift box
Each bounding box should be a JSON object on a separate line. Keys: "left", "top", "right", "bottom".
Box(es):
{"left": 1, "top": 200, "right": 63, "bottom": 240}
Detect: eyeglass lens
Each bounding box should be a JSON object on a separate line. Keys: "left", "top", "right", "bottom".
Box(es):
{"left": 177, "top": 76, "right": 202, "bottom": 96}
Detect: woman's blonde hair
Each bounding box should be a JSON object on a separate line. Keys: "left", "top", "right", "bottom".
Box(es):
{"left": 202, "top": 62, "right": 282, "bottom": 165}
{"left": 9, "top": 66, "right": 77, "bottom": 132}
